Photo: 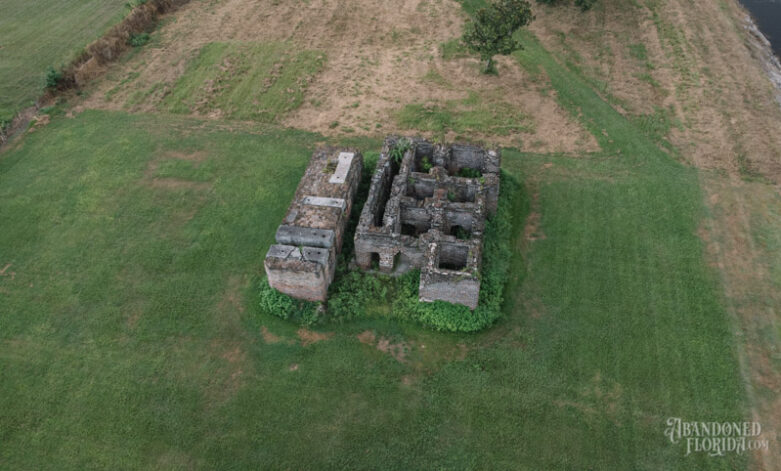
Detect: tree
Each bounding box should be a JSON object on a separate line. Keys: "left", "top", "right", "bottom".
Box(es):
{"left": 462, "top": 0, "right": 534, "bottom": 74}
{"left": 574, "top": 0, "right": 597, "bottom": 11}
{"left": 536, "top": 0, "right": 598, "bottom": 12}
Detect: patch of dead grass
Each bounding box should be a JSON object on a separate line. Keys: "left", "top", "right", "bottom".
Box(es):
{"left": 79, "top": 0, "right": 595, "bottom": 152}
{"left": 297, "top": 328, "right": 333, "bottom": 346}
{"left": 699, "top": 174, "right": 781, "bottom": 470}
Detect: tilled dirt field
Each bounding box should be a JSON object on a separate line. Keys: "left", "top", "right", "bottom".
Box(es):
{"left": 81, "top": 0, "right": 597, "bottom": 152}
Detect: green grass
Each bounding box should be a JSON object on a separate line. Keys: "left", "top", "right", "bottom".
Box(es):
{"left": 0, "top": 1, "right": 749, "bottom": 467}
{"left": 628, "top": 43, "right": 649, "bottom": 61}
{"left": 0, "top": 0, "right": 128, "bottom": 123}
{"left": 0, "top": 94, "right": 747, "bottom": 470}
{"left": 396, "top": 92, "right": 534, "bottom": 136}
{"left": 440, "top": 37, "right": 470, "bottom": 60}
{"left": 163, "top": 42, "right": 326, "bottom": 122}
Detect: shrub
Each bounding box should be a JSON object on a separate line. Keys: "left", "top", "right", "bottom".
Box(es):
{"left": 389, "top": 137, "right": 412, "bottom": 163}
{"left": 457, "top": 167, "right": 482, "bottom": 178}
{"left": 44, "top": 66, "right": 63, "bottom": 89}
{"left": 128, "top": 32, "right": 151, "bottom": 47}
{"left": 420, "top": 156, "right": 433, "bottom": 172}
{"left": 259, "top": 281, "right": 320, "bottom": 325}
{"left": 574, "top": 0, "right": 596, "bottom": 10}
{"left": 536, "top": 0, "right": 597, "bottom": 11}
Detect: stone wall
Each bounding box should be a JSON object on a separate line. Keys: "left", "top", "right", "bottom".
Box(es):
{"left": 354, "top": 137, "right": 500, "bottom": 309}
{"left": 264, "top": 148, "right": 363, "bottom": 301}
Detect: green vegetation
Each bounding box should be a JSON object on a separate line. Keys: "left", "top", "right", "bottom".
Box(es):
{"left": 462, "top": 0, "right": 534, "bottom": 74}
{"left": 44, "top": 66, "right": 63, "bottom": 89}
{"left": 389, "top": 137, "right": 412, "bottom": 163}
{"left": 396, "top": 92, "right": 534, "bottom": 136}
{"left": 574, "top": 0, "right": 597, "bottom": 10}
{"left": 457, "top": 167, "right": 482, "bottom": 178}
{"left": 0, "top": 0, "right": 128, "bottom": 122}
{"left": 628, "top": 43, "right": 649, "bottom": 61}
{"left": 536, "top": 0, "right": 598, "bottom": 11}
{"left": 128, "top": 32, "right": 151, "bottom": 47}
{"left": 0, "top": 89, "right": 747, "bottom": 468}
{"left": 163, "top": 42, "right": 326, "bottom": 122}
{"left": 439, "top": 37, "right": 470, "bottom": 60}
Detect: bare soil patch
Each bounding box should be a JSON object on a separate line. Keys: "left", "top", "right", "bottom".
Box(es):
{"left": 297, "top": 328, "right": 333, "bottom": 346}
{"left": 142, "top": 149, "right": 212, "bottom": 191}
{"left": 357, "top": 330, "right": 376, "bottom": 345}
{"left": 523, "top": 190, "right": 545, "bottom": 243}
{"left": 80, "top": 0, "right": 595, "bottom": 152}
{"left": 26, "top": 114, "right": 50, "bottom": 133}
{"left": 356, "top": 330, "right": 408, "bottom": 362}
{"left": 261, "top": 326, "right": 284, "bottom": 344}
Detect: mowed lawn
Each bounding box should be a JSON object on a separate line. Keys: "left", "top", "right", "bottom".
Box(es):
{"left": 0, "top": 106, "right": 745, "bottom": 469}
{"left": 0, "top": 0, "right": 128, "bottom": 122}
{"left": 0, "top": 0, "right": 748, "bottom": 465}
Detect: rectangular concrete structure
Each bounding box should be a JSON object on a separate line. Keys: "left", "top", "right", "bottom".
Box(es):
{"left": 354, "top": 136, "right": 500, "bottom": 310}
{"left": 264, "top": 148, "right": 363, "bottom": 302}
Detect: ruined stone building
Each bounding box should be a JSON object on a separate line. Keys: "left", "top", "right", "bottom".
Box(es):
{"left": 354, "top": 137, "right": 500, "bottom": 309}
{"left": 264, "top": 148, "right": 363, "bottom": 301}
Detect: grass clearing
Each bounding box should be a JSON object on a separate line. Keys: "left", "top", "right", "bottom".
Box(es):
{"left": 396, "top": 92, "right": 534, "bottom": 137}
{"left": 439, "top": 37, "right": 470, "bottom": 60}
{"left": 0, "top": 46, "right": 748, "bottom": 467}
{"left": 0, "top": 0, "right": 128, "bottom": 122}
{"left": 163, "top": 42, "right": 326, "bottom": 122}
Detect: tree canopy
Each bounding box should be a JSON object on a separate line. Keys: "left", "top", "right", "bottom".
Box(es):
{"left": 462, "top": 0, "right": 534, "bottom": 74}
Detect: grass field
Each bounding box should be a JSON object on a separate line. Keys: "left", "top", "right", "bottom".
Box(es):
{"left": 0, "top": 0, "right": 128, "bottom": 123}
{"left": 0, "top": 0, "right": 760, "bottom": 468}
{"left": 163, "top": 42, "right": 326, "bottom": 122}
{"left": 0, "top": 88, "right": 746, "bottom": 470}
{"left": 396, "top": 91, "right": 535, "bottom": 138}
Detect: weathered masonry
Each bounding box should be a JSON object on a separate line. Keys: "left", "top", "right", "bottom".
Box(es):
{"left": 354, "top": 137, "right": 500, "bottom": 309}
{"left": 264, "top": 148, "right": 363, "bottom": 301}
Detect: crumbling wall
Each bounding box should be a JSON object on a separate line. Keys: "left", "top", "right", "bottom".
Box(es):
{"left": 265, "top": 148, "right": 363, "bottom": 302}
{"left": 354, "top": 136, "right": 500, "bottom": 309}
